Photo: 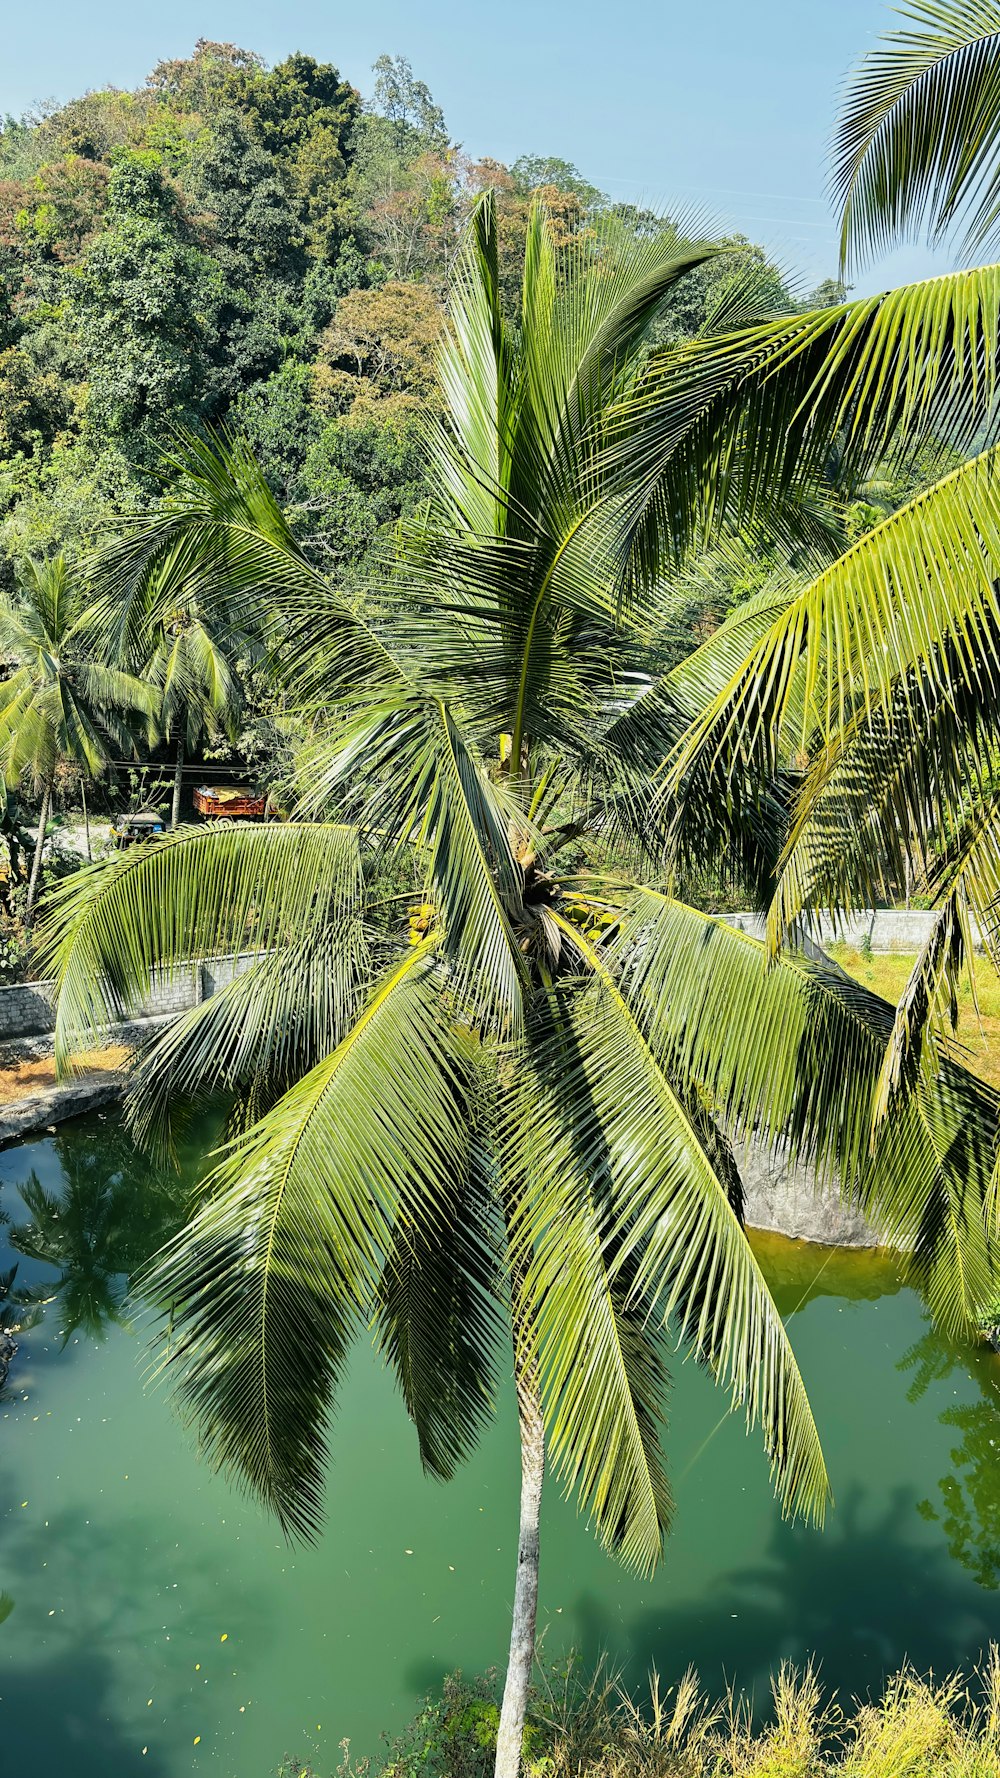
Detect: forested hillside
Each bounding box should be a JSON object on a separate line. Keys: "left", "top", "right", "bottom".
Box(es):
{"left": 0, "top": 38, "right": 811, "bottom": 590}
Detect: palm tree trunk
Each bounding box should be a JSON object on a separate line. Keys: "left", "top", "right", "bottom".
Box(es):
{"left": 494, "top": 1336, "right": 544, "bottom": 1778}
{"left": 171, "top": 737, "right": 184, "bottom": 830}
{"left": 25, "top": 778, "right": 53, "bottom": 932}
{"left": 80, "top": 776, "right": 91, "bottom": 863}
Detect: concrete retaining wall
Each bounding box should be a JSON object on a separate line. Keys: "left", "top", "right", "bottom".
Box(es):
{"left": 722, "top": 907, "right": 974, "bottom": 953}
{"left": 0, "top": 951, "right": 267, "bottom": 1041}
{"left": 736, "top": 1137, "right": 886, "bottom": 1248}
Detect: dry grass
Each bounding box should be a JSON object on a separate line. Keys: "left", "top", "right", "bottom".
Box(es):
{"left": 351, "top": 1653, "right": 1000, "bottom": 1778}
{"left": 0, "top": 1045, "right": 128, "bottom": 1106}
{"left": 533, "top": 1652, "right": 1000, "bottom": 1778}
{"left": 829, "top": 943, "right": 1000, "bottom": 1093}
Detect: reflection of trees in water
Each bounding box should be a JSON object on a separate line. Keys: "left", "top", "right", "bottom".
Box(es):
{"left": 570, "top": 1481, "right": 996, "bottom": 1707}
{"left": 4, "top": 1119, "right": 196, "bottom": 1342}
{"left": 899, "top": 1322, "right": 1000, "bottom": 1589}
{"left": 751, "top": 1233, "right": 906, "bottom": 1319}
{"left": 0, "top": 1208, "right": 52, "bottom": 1400}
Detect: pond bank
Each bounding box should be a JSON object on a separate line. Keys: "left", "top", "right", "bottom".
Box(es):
{"left": 0, "top": 1071, "right": 122, "bottom": 1145}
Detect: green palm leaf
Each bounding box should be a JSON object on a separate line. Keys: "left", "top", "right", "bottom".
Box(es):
{"left": 299, "top": 695, "right": 530, "bottom": 1031}
{"left": 833, "top": 1, "right": 1000, "bottom": 272}
{"left": 144, "top": 943, "right": 477, "bottom": 1537}
{"left": 125, "top": 923, "right": 372, "bottom": 1153}
{"left": 85, "top": 430, "right": 402, "bottom": 705}
{"left": 661, "top": 447, "right": 1000, "bottom": 821}
{"left": 514, "top": 1116, "right": 675, "bottom": 1572}
{"left": 513, "top": 920, "right": 830, "bottom": 1567}
{"left": 612, "top": 266, "right": 1000, "bottom": 580}
{"left": 618, "top": 890, "right": 1000, "bottom": 1334}
{"left": 42, "top": 823, "right": 365, "bottom": 1068}
{"left": 375, "top": 1140, "right": 504, "bottom": 1481}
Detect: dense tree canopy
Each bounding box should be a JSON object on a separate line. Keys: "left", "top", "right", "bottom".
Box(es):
{"left": 0, "top": 39, "right": 806, "bottom": 599}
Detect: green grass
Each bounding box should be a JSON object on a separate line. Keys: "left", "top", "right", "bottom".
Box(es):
{"left": 829, "top": 943, "right": 1000, "bottom": 1094}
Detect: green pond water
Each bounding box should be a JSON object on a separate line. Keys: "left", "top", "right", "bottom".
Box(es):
{"left": 3, "top": 1116, "right": 1000, "bottom": 1778}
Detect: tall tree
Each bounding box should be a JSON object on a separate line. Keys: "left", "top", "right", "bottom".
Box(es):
{"left": 42, "top": 196, "right": 1000, "bottom": 1778}
{"left": 74, "top": 151, "right": 214, "bottom": 452}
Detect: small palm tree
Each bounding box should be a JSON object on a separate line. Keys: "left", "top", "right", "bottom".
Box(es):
{"left": 0, "top": 556, "right": 156, "bottom": 926}
{"left": 80, "top": 514, "right": 255, "bottom": 829}
{"left": 148, "top": 601, "right": 246, "bottom": 829}
{"left": 43, "top": 199, "right": 1000, "bottom": 1778}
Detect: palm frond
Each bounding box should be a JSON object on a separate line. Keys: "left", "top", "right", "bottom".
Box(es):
{"left": 611, "top": 266, "right": 1000, "bottom": 581}
{"left": 420, "top": 194, "right": 734, "bottom": 767}
{"left": 144, "top": 943, "right": 477, "bottom": 1538}
{"left": 767, "top": 679, "right": 998, "bottom": 947}
{"left": 125, "top": 922, "right": 372, "bottom": 1154}
{"left": 515, "top": 1146, "right": 675, "bottom": 1572}
{"left": 871, "top": 801, "right": 1000, "bottom": 1124}
{"left": 85, "top": 430, "right": 403, "bottom": 704}
{"left": 41, "top": 823, "right": 365, "bottom": 1068}
{"left": 833, "top": 1, "right": 1000, "bottom": 271}
{"left": 298, "top": 696, "right": 530, "bottom": 1030}
{"left": 662, "top": 447, "right": 1000, "bottom": 818}
{"left": 618, "top": 890, "right": 1000, "bottom": 1334}
{"left": 375, "top": 1134, "right": 504, "bottom": 1481}
{"left": 511, "top": 920, "right": 830, "bottom": 1571}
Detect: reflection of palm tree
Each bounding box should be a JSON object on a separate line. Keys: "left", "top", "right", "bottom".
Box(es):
{"left": 0, "top": 1250, "right": 49, "bottom": 1334}
{"left": 8, "top": 1126, "right": 192, "bottom": 1342}
{"left": 899, "top": 1322, "right": 1000, "bottom": 1589}
{"left": 0, "top": 1218, "right": 51, "bottom": 1394}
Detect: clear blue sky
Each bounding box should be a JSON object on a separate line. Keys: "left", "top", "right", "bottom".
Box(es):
{"left": 5, "top": 0, "right": 951, "bottom": 296}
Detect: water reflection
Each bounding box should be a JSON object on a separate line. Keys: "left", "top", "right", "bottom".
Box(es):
{"left": 7, "top": 1129, "right": 1000, "bottom": 1769}
{"left": 0, "top": 1228, "right": 49, "bottom": 1401}
{"left": 2, "top": 1643, "right": 173, "bottom": 1775}
{"left": 750, "top": 1229, "right": 906, "bottom": 1315}
{"left": 3, "top": 1120, "right": 198, "bottom": 1345}
{"left": 570, "top": 1480, "right": 998, "bottom": 1703}
{"left": 901, "top": 1326, "right": 1000, "bottom": 1590}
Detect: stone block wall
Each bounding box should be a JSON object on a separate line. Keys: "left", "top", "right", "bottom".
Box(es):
{"left": 0, "top": 951, "right": 268, "bottom": 1041}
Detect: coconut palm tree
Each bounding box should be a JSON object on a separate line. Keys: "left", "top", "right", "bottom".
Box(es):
{"left": 0, "top": 556, "right": 156, "bottom": 927}
{"left": 41, "top": 197, "right": 1000, "bottom": 1778}
{"left": 78, "top": 498, "right": 258, "bottom": 828}
{"left": 659, "top": 1, "right": 1000, "bottom": 1147}
{"left": 149, "top": 602, "right": 247, "bottom": 830}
